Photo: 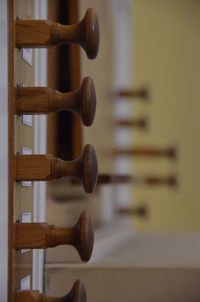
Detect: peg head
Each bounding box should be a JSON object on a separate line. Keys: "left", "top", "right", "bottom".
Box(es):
{"left": 136, "top": 205, "right": 148, "bottom": 217}
{"left": 139, "top": 118, "right": 148, "bottom": 129}
{"left": 73, "top": 211, "right": 94, "bottom": 262}
{"left": 167, "top": 147, "right": 177, "bottom": 159}
{"left": 139, "top": 88, "right": 149, "bottom": 99}
{"left": 80, "top": 8, "right": 100, "bottom": 59}
{"left": 78, "top": 77, "right": 96, "bottom": 126}
{"left": 80, "top": 144, "right": 98, "bottom": 193}
{"left": 167, "top": 176, "right": 177, "bottom": 187}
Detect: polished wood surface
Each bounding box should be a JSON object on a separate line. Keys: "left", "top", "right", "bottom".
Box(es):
{"left": 112, "top": 147, "right": 176, "bottom": 158}
{"left": 15, "top": 211, "right": 94, "bottom": 262}
{"left": 16, "top": 144, "right": 98, "bottom": 193}
{"left": 15, "top": 279, "right": 86, "bottom": 302}
{"left": 16, "top": 77, "right": 96, "bottom": 126}
{"left": 15, "top": 8, "right": 100, "bottom": 59}
{"left": 114, "top": 117, "right": 148, "bottom": 129}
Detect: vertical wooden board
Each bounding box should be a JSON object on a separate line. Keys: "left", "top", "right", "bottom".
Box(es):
{"left": 47, "top": 0, "right": 60, "bottom": 157}
{"left": 8, "top": 0, "right": 15, "bottom": 299}
{"left": 11, "top": 0, "right": 35, "bottom": 297}
{"left": 0, "top": 0, "right": 9, "bottom": 301}
{"left": 68, "top": 0, "right": 83, "bottom": 158}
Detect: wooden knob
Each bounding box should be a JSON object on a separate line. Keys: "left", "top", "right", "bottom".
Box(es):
{"left": 16, "top": 77, "right": 96, "bottom": 126}
{"left": 15, "top": 279, "right": 87, "bottom": 302}
{"left": 16, "top": 144, "right": 98, "bottom": 193}
{"left": 112, "top": 147, "right": 177, "bottom": 159}
{"left": 15, "top": 211, "right": 94, "bottom": 262}
{"left": 15, "top": 8, "right": 100, "bottom": 59}
{"left": 114, "top": 118, "right": 148, "bottom": 129}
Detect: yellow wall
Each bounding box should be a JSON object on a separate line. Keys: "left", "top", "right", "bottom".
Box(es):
{"left": 132, "top": 0, "right": 200, "bottom": 231}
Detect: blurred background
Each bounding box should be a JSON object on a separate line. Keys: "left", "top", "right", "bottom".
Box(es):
{"left": 45, "top": 0, "right": 200, "bottom": 301}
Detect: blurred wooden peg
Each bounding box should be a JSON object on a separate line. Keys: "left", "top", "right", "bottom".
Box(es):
{"left": 117, "top": 206, "right": 148, "bottom": 217}
{"left": 114, "top": 87, "right": 149, "bottom": 100}
{"left": 97, "top": 174, "right": 177, "bottom": 186}
{"left": 113, "top": 117, "right": 148, "bottom": 129}
{"left": 111, "top": 146, "right": 177, "bottom": 159}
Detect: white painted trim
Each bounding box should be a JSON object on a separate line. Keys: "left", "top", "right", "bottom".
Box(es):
{"left": 0, "top": 1, "right": 8, "bottom": 301}
{"left": 111, "top": 0, "right": 134, "bottom": 207}
{"left": 32, "top": 0, "right": 47, "bottom": 292}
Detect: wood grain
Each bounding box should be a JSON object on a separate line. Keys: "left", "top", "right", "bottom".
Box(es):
{"left": 16, "top": 77, "right": 96, "bottom": 126}
{"left": 15, "top": 211, "right": 94, "bottom": 262}
{"left": 15, "top": 8, "right": 100, "bottom": 59}
{"left": 15, "top": 145, "right": 98, "bottom": 193}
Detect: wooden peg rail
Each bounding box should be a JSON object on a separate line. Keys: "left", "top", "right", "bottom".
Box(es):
{"left": 97, "top": 174, "right": 177, "bottom": 186}
{"left": 114, "top": 118, "right": 148, "bottom": 129}
{"left": 14, "top": 211, "right": 94, "bottom": 262}
{"left": 112, "top": 147, "right": 177, "bottom": 159}
{"left": 15, "top": 279, "right": 87, "bottom": 302}
{"left": 114, "top": 88, "right": 149, "bottom": 99}
{"left": 16, "top": 144, "right": 98, "bottom": 193}
{"left": 15, "top": 8, "right": 100, "bottom": 59}
{"left": 117, "top": 206, "right": 147, "bottom": 217}
{"left": 16, "top": 77, "right": 96, "bottom": 126}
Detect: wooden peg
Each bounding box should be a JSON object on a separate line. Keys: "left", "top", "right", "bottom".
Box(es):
{"left": 15, "top": 77, "right": 96, "bottom": 126}
{"left": 15, "top": 8, "right": 100, "bottom": 59}
{"left": 112, "top": 147, "right": 176, "bottom": 159}
{"left": 97, "top": 174, "right": 177, "bottom": 186}
{"left": 117, "top": 206, "right": 147, "bottom": 217}
{"left": 48, "top": 175, "right": 177, "bottom": 202}
{"left": 113, "top": 117, "right": 148, "bottom": 129}
{"left": 15, "top": 144, "right": 98, "bottom": 193}
{"left": 114, "top": 87, "right": 149, "bottom": 99}
{"left": 15, "top": 279, "right": 87, "bottom": 302}
{"left": 14, "top": 211, "right": 94, "bottom": 262}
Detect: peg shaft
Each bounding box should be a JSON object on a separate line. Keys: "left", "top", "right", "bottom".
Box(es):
{"left": 15, "top": 8, "right": 100, "bottom": 59}
{"left": 114, "top": 118, "right": 148, "bottom": 129}
{"left": 15, "top": 280, "right": 87, "bottom": 302}
{"left": 97, "top": 174, "right": 177, "bottom": 186}
{"left": 118, "top": 206, "right": 147, "bottom": 217}
{"left": 14, "top": 211, "right": 94, "bottom": 262}
{"left": 16, "top": 77, "right": 96, "bottom": 126}
{"left": 112, "top": 147, "right": 176, "bottom": 158}
{"left": 114, "top": 88, "right": 149, "bottom": 99}
{"left": 15, "top": 144, "right": 98, "bottom": 193}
